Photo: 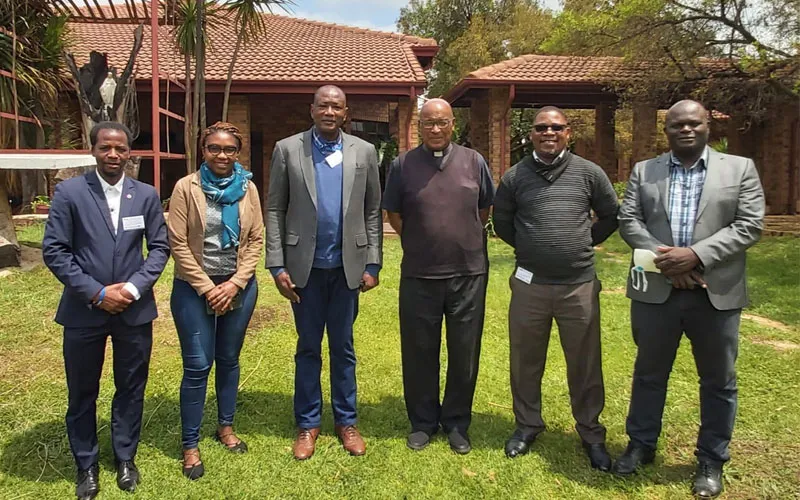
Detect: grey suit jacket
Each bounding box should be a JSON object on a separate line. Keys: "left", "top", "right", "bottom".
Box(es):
{"left": 619, "top": 150, "right": 764, "bottom": 310}
{"left": 265, "top": 129, "right": 383, "bottom": 289}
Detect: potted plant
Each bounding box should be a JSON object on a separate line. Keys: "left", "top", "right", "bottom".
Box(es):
{"left": 31, "top": 195, "right": 51, "bottom": 215}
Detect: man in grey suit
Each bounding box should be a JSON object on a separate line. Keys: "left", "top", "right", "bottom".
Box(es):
{"left": 613, "top": 100, "right": 764, "bottom": 498}
{"left": 266, "top": 85, "right": 382, "bottom": 460}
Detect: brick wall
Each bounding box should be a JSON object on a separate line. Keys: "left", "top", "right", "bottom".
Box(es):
{"left": 227, "top": 94, "right": 251, "bottom": 169}
{"left": 469, "top": 90, "right": 490, "bottom": 168}
{"left": 595, "top": 102, "right": 617, "bottom": 182}
{"left": 349, "top": 101, "right": 390, "bottom": 123}
{"left": 397, "top": 97, "right": 419, "bottom": 153}
{"left": 468, "top": 88, "right": 510, "bottom": 184}
{"left": 726, "top": 113, "right": 799, "bottom": 215}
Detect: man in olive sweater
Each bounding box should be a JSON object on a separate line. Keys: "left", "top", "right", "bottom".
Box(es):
{"left": 493, "top": 106, "right": 619, "bottom": 471}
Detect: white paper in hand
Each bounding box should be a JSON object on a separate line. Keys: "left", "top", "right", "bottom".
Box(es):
{"left": 633, "top": 249, "right": 660, "bottom": 273}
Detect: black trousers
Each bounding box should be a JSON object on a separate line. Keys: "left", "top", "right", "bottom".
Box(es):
{"left": 63, "top": 319, "right": 153, "bottom": 470}
{"left": 626, "top": 288, "right": 740, "bottom": 463}
{"left": 399, "top": 274, "right": 487, "bottom": 434}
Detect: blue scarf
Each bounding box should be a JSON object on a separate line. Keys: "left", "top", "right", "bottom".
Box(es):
{"left": 200, "top": 161, "right": 252, "bottom": 249}
{"left": 312, "top": 127, "right": 343, "bottom": 156}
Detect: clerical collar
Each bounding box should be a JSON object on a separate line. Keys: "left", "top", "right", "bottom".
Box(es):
{"left": 422, "top": 143, "right": 453, "bottom": 158}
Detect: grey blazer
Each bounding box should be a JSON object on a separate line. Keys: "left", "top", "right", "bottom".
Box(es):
{"left": 619, "top": 150, "right": 764, "bottom": 310}
{"left": 265, "top": 129, "right": 383, "bottom": 290}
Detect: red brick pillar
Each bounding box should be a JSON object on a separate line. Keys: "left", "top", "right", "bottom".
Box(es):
{"left": 595, "top": 102, "right": 617, "bottom": 181}
{"left": 227, "top": 94, "right": 251, "bottom": 169}
{"left": 630, "top": 102, "right": 657, "bottom": 179}
{"left": 398, "top": 96, "right": 419, "bottom": 153}
{"left": 489, "top": 87, "right": 511, "bottom": 183}
{"left": 469, "top": 90, "right": 490, "bottom": 171}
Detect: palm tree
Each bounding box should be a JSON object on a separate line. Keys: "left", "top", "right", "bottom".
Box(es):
{"left": 172, "top": 0, "right": 221, "bottom": 172}
{"left": 0, "top": 0, "right": 68, "bottom": 259}
{"left": 219, "top": 0, "right": 292, "bottom": 122}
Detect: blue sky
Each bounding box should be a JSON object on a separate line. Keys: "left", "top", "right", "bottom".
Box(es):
{"left": 286, "top": 0, "right": 563, "bottom": 34}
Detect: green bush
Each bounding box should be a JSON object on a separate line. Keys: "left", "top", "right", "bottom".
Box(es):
{"left": 613, "top": 181, "right": 627, "bottom": 199}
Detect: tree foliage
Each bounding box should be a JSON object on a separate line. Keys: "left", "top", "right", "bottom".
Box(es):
{"left": 544, "top": 0, "right": 799, "bottom": 116}
{"left": 398, "top": 0, "right": 553, "bottom": 96}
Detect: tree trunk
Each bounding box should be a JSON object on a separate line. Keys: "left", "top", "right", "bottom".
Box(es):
{"left": 194, "top": 0, "right": 207, "bottom": 132}
{"left": 0, "top": 173, "right": 21, "bottom": 266}
{"left": 221, "top": 30, "right": 244, "bottom": 122}
{"left": 184, "top": 53, "right": 195, "bottom": 173}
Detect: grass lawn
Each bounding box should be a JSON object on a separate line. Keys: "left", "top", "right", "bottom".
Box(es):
{"left": 1, "top": 225, "right": 799, "bottom": 499}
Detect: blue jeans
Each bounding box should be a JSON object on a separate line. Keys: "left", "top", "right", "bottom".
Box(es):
{"left": 171, "top": 276, "right": 258, "bottom": 449}
{"left": 291, "top": 267, "right": 359, "bottom": 429}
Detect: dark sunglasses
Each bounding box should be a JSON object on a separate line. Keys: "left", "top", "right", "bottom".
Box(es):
{"left": 206, "top": 144, "right": 240, "bottom": 156}
{"left": 533, "top": 124, "right": 567, "bottom": 133}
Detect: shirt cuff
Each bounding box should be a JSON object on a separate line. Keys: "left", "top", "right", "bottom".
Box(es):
{"left": 365, "top": 264, "right": 380, "bottom": 279}
{"left": 269, "top": 267, "right": 286, "bottom": 278}
{"left": 123, "top": 282, "right": 141, "bottom": 301}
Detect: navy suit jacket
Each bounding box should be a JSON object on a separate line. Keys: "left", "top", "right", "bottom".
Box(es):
{"left": 43, "top": 172, "right": 170, "bottom": 328}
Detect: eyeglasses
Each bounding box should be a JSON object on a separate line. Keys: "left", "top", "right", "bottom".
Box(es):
{"left": 533, "top": 124, "right": 568, "bottom": 133}
{"left": 420, "top": 119, "right": 453, "bottom": 130}
{"left": 206, "top": 145, "right": 239, "bottom": 156}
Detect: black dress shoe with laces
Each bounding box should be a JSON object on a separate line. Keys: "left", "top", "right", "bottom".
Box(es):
{"left": 582, "top": 441, "right": 612, "bottom": 472}
{"left": 76, "top": 463, "right": 99, "bottom": 500}
{"left": 692, "top": 460, "right": 723, "bottom": 498}
{"left": 504, "top": 429, "right": 536, "bottom": 458}
{"left": 611, "top": 442, "right": 656, "bottom": 476}
{"left": 447, "top": 429, "right": 471, "bottom": 455}
{"left": 116, "top": 459, "right": 139, "bottom": 492}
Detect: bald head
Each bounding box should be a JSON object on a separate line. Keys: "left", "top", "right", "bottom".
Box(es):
{"left": 664, "top": 99, "right": 710, "bottom": 161}
{"left": 420, "top": 98, "right": 454, "bottom": 119}
{"left": 666, "top": 100, "right": 707, "bottom": 123}
{"left": 533, "top": 106, "right": 568, "bottom": 123}
{"left": 313, "top": 85, "right": 346, "bottom": 105}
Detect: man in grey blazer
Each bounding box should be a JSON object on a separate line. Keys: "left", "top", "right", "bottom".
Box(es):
{"left": 266, "top": 85, "right": 382, "bottom": 460}
{"left": 613, "top": 100, "right": 764, "bottom": 498}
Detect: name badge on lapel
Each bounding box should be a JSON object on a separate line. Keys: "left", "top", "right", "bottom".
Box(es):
{"left": 325, "top": 150, "right": 343, "bottom": 168}
{"left": 122, "top": 215, "right": 145, "bottom": 231}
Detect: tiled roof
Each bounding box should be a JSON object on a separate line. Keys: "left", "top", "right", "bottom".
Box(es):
{"left": 65, "top": 12, "right": 436, "bottom": 86}
{"left": 463, "top": 54, "right": 635, "bottom": 83}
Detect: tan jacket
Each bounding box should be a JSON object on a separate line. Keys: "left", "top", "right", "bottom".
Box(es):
{"left": 167, "top": 171, "right": 264, "bottom": 296}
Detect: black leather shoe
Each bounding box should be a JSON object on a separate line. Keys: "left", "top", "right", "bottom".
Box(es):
{"left": 612, "top": 442, "right": 656, "bottom": 476}
{"left": 406, "top": 430, "right": 432, "bottom": 451}
{"left": 582, "top": 441, "right": 612, "bottom": 472}
{"left": 76, "top": 463, "right": 99, "bottom": 500}
{"left": 504, "top": 429, "right": 536, "bottom": 458}
{"left": 692, "top": 460, "right": 723, "bottom": 498}
{"left": 116, "top": 459, "right": 139, "bottom": 492}
{"left": 447, "top": 429, "right": 471, "bottom": 455}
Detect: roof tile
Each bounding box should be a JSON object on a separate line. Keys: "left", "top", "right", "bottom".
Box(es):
{"left": 66, "top": 12, "right": 436, "bottom": 85}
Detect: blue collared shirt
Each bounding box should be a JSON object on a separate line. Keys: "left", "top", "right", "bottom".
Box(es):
{"left": 668, "top": 147, "right": 709, "bottom": 247}
{"left": 311, "top": 129, "right": 344, "bottom": 269}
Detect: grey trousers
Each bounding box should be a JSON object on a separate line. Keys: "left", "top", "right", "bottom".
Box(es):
{"left": 508, "top": 276, "right": 606, "bottom": 443}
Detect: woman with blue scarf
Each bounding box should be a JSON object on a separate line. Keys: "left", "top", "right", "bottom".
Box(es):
{"left": 167, "top": 122, "right": 263, "bottom": 480}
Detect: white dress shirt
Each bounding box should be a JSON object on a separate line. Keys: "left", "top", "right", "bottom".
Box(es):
{"left": 96, "top": 171, "right": 141, "bottom": 301}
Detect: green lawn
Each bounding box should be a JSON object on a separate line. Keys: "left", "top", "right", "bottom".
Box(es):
{"left": 1, "top": 226, "right": 799, "bottom": 499}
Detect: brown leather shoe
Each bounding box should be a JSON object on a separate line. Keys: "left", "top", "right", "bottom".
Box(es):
{"left": 293, "top": 428, "right": 320, "bottom": 460}
{"left": 335, "top": 425, "right": 366, "bottom": 456}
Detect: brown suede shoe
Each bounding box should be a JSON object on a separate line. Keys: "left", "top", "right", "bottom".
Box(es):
{"left": 293, "top": 428, "right": 320, "bottom": 460}
{"left": 335, "top": 425, "right": 366, "bottom": 456}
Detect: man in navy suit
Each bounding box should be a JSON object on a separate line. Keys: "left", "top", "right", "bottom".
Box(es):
{"left": 43, "top": 122, "right": 169, "bottom": 500}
